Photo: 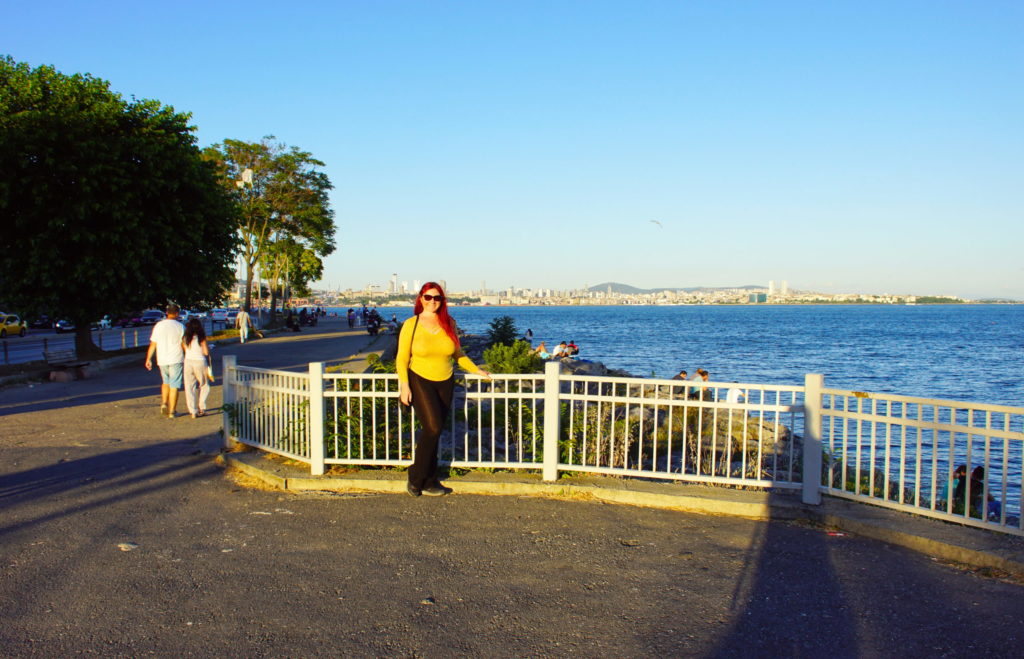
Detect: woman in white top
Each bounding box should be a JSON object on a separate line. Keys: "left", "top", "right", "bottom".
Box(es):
{"left": 181, "top": 317, "right": 212, "bottom": 418}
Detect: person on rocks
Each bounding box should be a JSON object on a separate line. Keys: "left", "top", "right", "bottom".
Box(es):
{"left": 567, "top": 340, "right": 579, "bottom": 357}
{"left": 532, "top": 341, "right": 552, "bottom": 360}
{"left": 144, "top": 303, "right": 185, "bottom": 419}
{"left": 689, "top": 369, "right": 710, "bottom": 400}
{"left": 397, "top": 282, "right": 491, "bottom": 497}
{"left": 671, "top": 369, "right": 688, "bottom": 381}
{"left": 552, "top": 341, "right": 569, "bottom": 359}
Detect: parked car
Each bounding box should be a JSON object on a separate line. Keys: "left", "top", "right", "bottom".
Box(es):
{"left": 139, "top": 310, "right": 166, "bottom": 325}
{"left": 28, "top": 315, "right": 52, "bottom": 330}
{"left": 0, "top": 312, "right": 27, "bottom": 338}
{"left": 54, "top": 319, "right": 76, "bottom": 333}
{"left": 209, "top": 308, "right": 228, "bottom": 323}
{"left": 117, "top": 312, "right": 143, "bottom": 327}
{"left": 225, "top": 310, "right": 239, "bottom": 326}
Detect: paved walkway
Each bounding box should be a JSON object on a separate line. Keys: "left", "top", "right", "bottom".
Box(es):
{"left": 2, "top": 318, "right": 1023, "bottom": 657}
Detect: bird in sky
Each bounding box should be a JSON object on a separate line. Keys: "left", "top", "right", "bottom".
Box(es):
{"left": 650, "top": 220, "right": 664, "bottom": 229}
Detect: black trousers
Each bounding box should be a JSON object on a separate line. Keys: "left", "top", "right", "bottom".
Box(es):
{"left": 407, "top": 370, "right": 455, "bottom": 488}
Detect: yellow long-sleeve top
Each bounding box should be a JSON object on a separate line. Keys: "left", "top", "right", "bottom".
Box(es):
{"left": 396, "top": 315, "right": 482, "bottom": 383}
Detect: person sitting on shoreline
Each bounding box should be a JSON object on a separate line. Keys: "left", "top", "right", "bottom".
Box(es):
{"left": 551, "top": 341, "right": 569, "bottom": 359}
{"left": 689, "top": 369, "right": 709, "bottom": 400}
{"left": 567, "top": 340, "right": 579, "bottom": 357}
{"left": 671, "top": 369, "right": 688, "bottom": 381}
{"left": 532, "top": 341, "right": 551, "bottom": 360}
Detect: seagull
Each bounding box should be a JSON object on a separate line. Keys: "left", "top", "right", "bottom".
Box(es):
{"left": 650, "top": 220, "right": 663, "bottom": 229}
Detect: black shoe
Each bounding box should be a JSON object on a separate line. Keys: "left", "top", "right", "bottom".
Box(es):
{"left": 423, "top": 482, "right": 453, "bottom": 496}
{"left": 406, "top": 482, "right": 422, "bottom": 497}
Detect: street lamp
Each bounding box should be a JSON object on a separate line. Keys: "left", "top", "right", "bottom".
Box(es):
{"left": 235, "top": 168, "right": 263, "bottom": 328}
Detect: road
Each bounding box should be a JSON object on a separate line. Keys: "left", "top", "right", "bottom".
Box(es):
{"left": 0, "top": 319, "right": 235, "bottom": 365}
{"left": 2, "top": 319, "right": 1023, "bottom": 656}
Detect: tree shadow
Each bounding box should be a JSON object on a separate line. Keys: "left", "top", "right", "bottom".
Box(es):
{"left": 0, "top": 439, "right": 215, "bottom": 536}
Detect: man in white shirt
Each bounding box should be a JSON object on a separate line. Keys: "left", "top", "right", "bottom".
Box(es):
{"left": 144, "top": 304, "right": 185, "bottom": 419}
{"left": 235, "top": 307, "right": 252, "bottom": 343}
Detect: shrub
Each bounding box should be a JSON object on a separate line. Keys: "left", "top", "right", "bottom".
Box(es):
{"left": 483, "top": 340, "right": 542, "bottom": 374}
{"left": 486, "top": 315, "right": 519, "bottom": 347}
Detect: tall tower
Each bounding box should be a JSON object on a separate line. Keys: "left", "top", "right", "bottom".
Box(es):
{"left": 781, "top": 280, "right": 789, "bottom": 296}
{"left": 390, "top": 273, "right": 398, "bottom": 293}
{"left": 768, "top": 280, "right": 776, "bottom": 296}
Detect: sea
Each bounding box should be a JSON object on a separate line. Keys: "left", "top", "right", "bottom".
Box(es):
{"left": 340, "top": 304, "right": 1024, "bottom": 408}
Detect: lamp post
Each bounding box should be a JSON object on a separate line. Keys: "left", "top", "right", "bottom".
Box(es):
{"left": 235, "top": 168, "right": 262, "bottom": 327}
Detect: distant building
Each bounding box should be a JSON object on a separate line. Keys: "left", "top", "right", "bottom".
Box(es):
{"left": 749, "top": 293, "right": 768, "bottom": 303}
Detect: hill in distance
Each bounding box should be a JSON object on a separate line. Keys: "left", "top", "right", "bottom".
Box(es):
{"left": 588, "top": 282, "right": 763, "bottom": 295}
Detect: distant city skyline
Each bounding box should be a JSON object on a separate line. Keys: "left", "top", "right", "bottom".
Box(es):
{"left": 4, "top": 2, "right": 1022, "bottom": 300}
{"left": 318, "top": 273, "right": 996, "bottom": 301}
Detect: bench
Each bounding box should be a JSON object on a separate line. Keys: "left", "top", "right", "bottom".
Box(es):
{"left": 44, "top": 349, "right": 92, "bottom": 381}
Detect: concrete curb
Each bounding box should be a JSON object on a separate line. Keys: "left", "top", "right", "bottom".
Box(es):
{"left": 216, "top": 454, "right": 1024, "bottom": 575}
{"left": 809, "top": 512, "right": 1024, "bottom": 575}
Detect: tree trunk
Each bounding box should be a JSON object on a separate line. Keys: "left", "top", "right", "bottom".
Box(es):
{"left": 244, "top": 259, "right": 255, "bottom": 313}
{"left": 269, "top": 287, "right": 280, "bottom": 328}
{"left": 73, "top": 323, "right": 104, "bottom": 359}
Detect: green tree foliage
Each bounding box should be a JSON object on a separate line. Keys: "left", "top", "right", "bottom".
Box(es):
{"left": 203, "top": 137, "right": 335, "bottom": 317}
{"left": 483, "top": 340, "right": 542, "bottom": 374}
{"left": 0, "top": 57, "right": 237, "bottom": 356}
{"left": 486, "top": 315, "right": 519, "bottom": 346}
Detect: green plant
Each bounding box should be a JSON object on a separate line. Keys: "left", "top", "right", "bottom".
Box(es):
{"left": 483, "top": 340, "right": 542, "bottom": 374}
{"left": 325, "top": 377, "right": 415, "bottom": 460}
{"left": 486, "top": 315, "right": 519, "bottom": 347}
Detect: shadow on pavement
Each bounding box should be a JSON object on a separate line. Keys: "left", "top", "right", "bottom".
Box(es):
{"left": 0, "top": 382, "right": 157, "bottom": 417}
{"left": 707, "top": 506, "right": 859, "bottom": 657}
{"left": 0, "top": 439, "right": 214, "bottom": 536}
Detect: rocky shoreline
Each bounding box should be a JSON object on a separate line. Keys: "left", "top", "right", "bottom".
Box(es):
{"left": 458, "top": 334, "right": 637, "bottom": 378}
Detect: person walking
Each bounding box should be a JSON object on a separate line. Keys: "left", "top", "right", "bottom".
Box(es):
{"left": 397, "top": 282, "right": 491, "bottom": 497}
{"left": 235, "top": 306, "right": 253, "bottom": 343}
{"left": 144, "top": 303, "right": 185, "bottom": 419}
{"left": 181, "top": 317, "right": 212, "bottom": 418}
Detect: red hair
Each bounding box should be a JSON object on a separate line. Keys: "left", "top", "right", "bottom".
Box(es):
{"left": 414, "top": 281, "right": 460, "bottom": 348}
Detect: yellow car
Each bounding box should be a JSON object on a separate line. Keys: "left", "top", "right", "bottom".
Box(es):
{"left": 0, "top": 312, "right": 27, "bottom": 338}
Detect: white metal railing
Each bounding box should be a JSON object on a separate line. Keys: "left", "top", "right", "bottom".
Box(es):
{"left": 221, "top": 356, "right": 1024, "bottom": 536}
{"left": 820, "top": 388, "right": 1023, "bottom": 535}
{"left": 224, "top": 363, "right": 312, "bottom": 462}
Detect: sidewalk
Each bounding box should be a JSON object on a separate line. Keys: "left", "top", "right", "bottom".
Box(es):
{"left": 2, "top": 318, "right": 1023, "bottom": 656}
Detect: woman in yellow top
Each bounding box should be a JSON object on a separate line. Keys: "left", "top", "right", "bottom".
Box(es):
{"left": 397, "top": 282, "right": 490, "bottom": 497}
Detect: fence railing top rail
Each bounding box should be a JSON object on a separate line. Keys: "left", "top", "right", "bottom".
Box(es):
{"left": 564, "top": 373, "right": 805, "bottom": 392}
{"left": 234, "top": 365, "right": 311, "bottom": 378}
{"left": 822, "top": 387, "right": 1024, "bottom": 415}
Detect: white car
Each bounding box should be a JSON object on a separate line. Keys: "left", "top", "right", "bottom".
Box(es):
{"left": 209, "top": 309, "right": 228, "bottom": 323}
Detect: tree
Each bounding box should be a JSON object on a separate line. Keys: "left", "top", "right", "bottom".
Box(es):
{"left": 203, "top": 138, "right": 335, "bottom": 315}
{"left": 0, "top": 57, "right": 238, "bottom": 357}
{"left": 486, "top": 315, "right": 520, "bottom": 346}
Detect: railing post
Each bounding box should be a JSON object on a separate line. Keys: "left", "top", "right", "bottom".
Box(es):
{"left": 542, "top": 360, "right": 561, "bottom": 482}
{"left": 222, "top": 355, "right": 238, "bottom": 449}
{"left": 803, "top": 373, "right": 824, "bottom": 505}
{"left": 308, "top": 361, "right": 326, "bottom": 476}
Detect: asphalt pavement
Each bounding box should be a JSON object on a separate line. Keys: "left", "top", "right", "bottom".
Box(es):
{"left": 2, "top": 318, "right": 1023, "bottom": 657}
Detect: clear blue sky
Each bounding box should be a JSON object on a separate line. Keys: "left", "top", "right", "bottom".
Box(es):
{"left": 5, "top": 1, "right": 1022, "bottom": 299}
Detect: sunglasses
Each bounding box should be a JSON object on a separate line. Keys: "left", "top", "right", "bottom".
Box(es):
{"left": 421, "top": 294, "right": 445, "bottom": 302}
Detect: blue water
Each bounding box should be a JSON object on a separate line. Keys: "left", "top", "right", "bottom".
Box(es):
{"left": 362, "top": 304, "right": 1024, "bottom": 408}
